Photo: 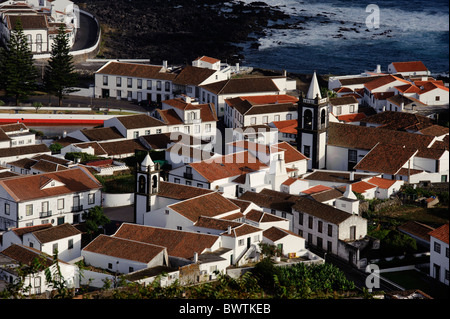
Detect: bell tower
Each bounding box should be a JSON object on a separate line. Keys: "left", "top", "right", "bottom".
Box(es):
{"left": 134, "top": 151, "right": 161, "bottom": 224}
{"left": 296, "top": 72, "right": 329, "bottom": 170}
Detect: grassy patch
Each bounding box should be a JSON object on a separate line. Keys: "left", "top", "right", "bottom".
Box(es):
{"left": 382, "top": 270, "right": 449, "bottom": 299}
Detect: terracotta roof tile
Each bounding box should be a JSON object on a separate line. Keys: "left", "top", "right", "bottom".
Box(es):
{"left": 169, "top": 192, "right": 240, "bottom": 222}
{"left": 113, "top": 224, "right": 220, "bottom": 259}
{"left": 428, "top": 224, "right": 449, "bottom": 244}
{"left": 354, "top": 143, "right": 418, "bottom": 175}
{"left": 263, "top": 226, "right": 303, "bottom": 242}
{"left": 157, "top": 181, "right": 213, "bottom": 200}
{"left": 189, "top": 151, "right": 268, "bottom": 182}
{"left": 83, "top": 234, "right": 165, "bottom": 263}
{"left": 31, "top": 223, "right": 82, "bottom": 244}
{"left": 391, "top": 61, "right": 428, "bottom": 73}
{"left": 96, "top": 61, "right": 176, "bottom": 81}
{"left": 0, "top": 167, "right": 101, "bottom": 201}
{"left": 115, "top": 114, "right": 166, "bottom": 129}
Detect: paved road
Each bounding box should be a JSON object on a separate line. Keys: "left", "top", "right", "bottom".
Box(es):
{"left": 71, "top": 11, "right": 99, "bottom": 52}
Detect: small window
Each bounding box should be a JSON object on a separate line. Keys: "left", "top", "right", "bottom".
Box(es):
{"left": 58, "top": 198, "right": 64, "bottom": 210}
{"left": 68, "top": 239, "right": 73, "bottom": 250}
{"left": 26, "top": 204, "right": 33, "bottom": 216}
{"left": 88, "top": 193, "right": 95, "bottom": 205}
{"left": 127, "top": 78, "right": 132, "bottom": 88}
{"left": 434, "top": 242, "right": 441, "bottom": 253}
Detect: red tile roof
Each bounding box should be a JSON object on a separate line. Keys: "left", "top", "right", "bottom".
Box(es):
{"left": 337, "top": 112, "right": 367, "bottom": 123}
{"left": 113, "top": 224, "right": 220, "bottom": 259}
{"left": 354, "top": 143, "right": 418, "bottom": 175}
{"left": 364, "top": 75, "right": 410, "bottom": 91}
{"left": 301, "top": 185, "right": 332, "bottom": 195}
{"left": 189, "top": 151, "right": 268, "bottom": 182}
{"left": 367, "top": 177, "right": 397, "bottom": 189}
{"left": 349, "top": 181, "right": 376, "bottom": 194}
{"left": 194, "top": 56, "right": 221, "bottom": 64}
{"left": 272, "top": 119, "right": 298, "bottom": 134}
{"left": 169, "top": 192, "right": 240, "bottom": 222}
{"left": 96, "top": 61, "right": 176, "bottom": 81}
{"left": 428, "top": 224, "right": 449, "bottom": 244}
{"left": 83, "top": 234, "right": 165, "bottom": 264}
{"left": 0, "top": 167, "right": 101, "bottom": 201}
{"left": 391, "top": 61, "right": 428, "bottom": 73}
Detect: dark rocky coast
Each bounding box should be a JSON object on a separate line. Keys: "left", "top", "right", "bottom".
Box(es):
{"left": 74, "top": 0, "right": 291, "bottom": 65}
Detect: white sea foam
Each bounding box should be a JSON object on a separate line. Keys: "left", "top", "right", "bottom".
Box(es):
{"left": 239, "top": 0, "right": 449, "bottom": 49}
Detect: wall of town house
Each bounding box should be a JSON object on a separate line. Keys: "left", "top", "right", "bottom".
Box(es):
{"left": 94, "top": 73, "right": 173, "bottom": 102}
{"left": 326, "top": 145, "right": 368, "bottom": 171}
{"left": 291, "top": 209, "right": 339, "bottom": 255}
{"left": 429, "top": 237, "right": 449, "bottom": 285}
{"left": 22, "top": 233, "right": 82, "bottom": 262}
{"left": 0, "top": 188, "right": 102, "bottom": 230}
{"left": 242, "top": 111, "right": 297, "bottom": 128}
{"left": 418, "top": 89, "right": 449, "bottom": 106}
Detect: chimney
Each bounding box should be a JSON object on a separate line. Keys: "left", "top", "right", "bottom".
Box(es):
{"left": 235, "top": 63, "right": 239, "bottom": 72}
{"left": 349, "top": 171, "right": 355, "bottom": 181}
{"left": 376, "top": 64, "right": 381, "bottom": 73}
{"left": 163, "top": 60, "right": 168, "bottom": 69}
{"left": 227, "top": 226, "right": 232, "bottom": 235}
{"left": 283, "top": 69, "right": 287, "bottom": 76}
{"left": 63, "top": 130, "right": 67, "bottom": 138}
{"left": 193, "top": 252, "right": 198, "bottom": 263}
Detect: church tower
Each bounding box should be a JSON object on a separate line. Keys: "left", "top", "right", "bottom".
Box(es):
{"left": 296, "top": 72, "right": 329, "bottom": 170}
{"left": 134, "top": 152, "right": 161, "bottom": 224}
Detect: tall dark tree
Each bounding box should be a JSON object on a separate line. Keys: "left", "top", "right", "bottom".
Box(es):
{"left": 0, "top": 19, "right": 38, "bottom": 105}
{"left": 44, "top": 25, "right": 78, "bottom": 107}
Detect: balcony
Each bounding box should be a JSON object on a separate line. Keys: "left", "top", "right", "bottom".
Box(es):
{"left": 183, "top": 173, "right": 193, "bottom": 180}
{"left": 71, "top": 205, "right": 84, "bottom": 212}
{"left": 40, "top": 211, "right": 52, "bottom": 218}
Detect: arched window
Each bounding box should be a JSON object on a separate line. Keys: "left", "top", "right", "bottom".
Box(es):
{"left": 138, "top": 175, "right": 146, "bottom": 193}
{"left": 152, "top": 175, "right": 158, "bottom": 192}
{"left": 320, "top": 109, "right": 326, "bottom": 127}
{"left": 304, "top": 109, "right": 313, "bottom": 130}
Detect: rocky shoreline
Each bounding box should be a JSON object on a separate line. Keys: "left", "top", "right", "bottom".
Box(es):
{"left": 74, "top": 0, "right": 290, "bottom": 65}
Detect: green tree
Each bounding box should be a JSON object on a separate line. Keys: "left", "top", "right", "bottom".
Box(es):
{"left": 82, "top": 206, "right": 110, "bottom": 239}
{"left": 44, "top": 25, "right": 78, "bottom": 107}
{"left": 0, "top": 19, "right": 38, "bottom": 105}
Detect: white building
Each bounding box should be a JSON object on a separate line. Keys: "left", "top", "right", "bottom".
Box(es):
{"left": 94, "top": 61, "right": 177, "bottom": 102}
{"left": 199, "top": 76, "right": 295, "bottom": 118}
{"left": 0, "top": 223, "right": 82, "bottom": 262}
{"left": 0, "top": 123, "right": 36, "bottom": 149}
{"left": 82, "top": 234, "right": 169, "bottom": 275}
{"left": 103, "top": 114, "right": 168, "bottom": 139}
{"left": 0, "top": 244, "right": 79, "bottom": 295}
{"left": 387, "top": 61, "right": 430, "bottom": 78}
{"left": 0, "top": 0, "right": 78, "bottom": 54}
{"left": 0, "top": 167, "right": 102, "bottom": 230}
{"left": 428, "top": 224, "right": 449, "bottom": 286}
{"left": 224, "top": 94, "right": 298, "bottom": 129}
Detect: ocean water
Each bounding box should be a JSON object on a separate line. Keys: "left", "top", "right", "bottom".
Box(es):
{"left": 238, "top": 0, "right": 449, "bottom": 76}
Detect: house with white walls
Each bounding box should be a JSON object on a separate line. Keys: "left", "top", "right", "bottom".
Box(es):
{"left": 103, "top": 114, "right": 168, "bottom": 139}
{"left": 428, "top": 224, "right": 449, "bottom": 286}
{"left": 329, "top": 96, "right": 359, "bottom": 117}
{"left": 0, "top": 244, "right": 79, "bottom": 296}
{"left": 244, "top": 209, "right": 290, "bottom": 231}
{"left": 7, "top": 154, "right": 73, "bottom": 175}
{"left": 81, "top": 234, "right": 169, "bottom": 275}
{"left": 167, "top": 151, "right": 268, "bottom": 197}
{"left": 291, "top": 196, "right": 369, "bottom": 267}
{"left": 362, "top": 75, "right": 411, "bottom": 110}
{"left": 165, "top": 143, "right": 219, "bottom": 169}
{"left": 156, "top": 95, "right": 218, "bottom": 140}
{"left": 94, "top": 61, "right": 177, "bottom": 102}
{"left": 0, "top": 143, "right": 51, "bottom": 166}
{"left": 0, "top": 0, "right": 78, "bottom": 54}
{"left": 224, "top": 94, "right": 298, "bottom": 129}
{"left": 387, "top": 61, "right": 430, "bottom": 78}
{"left": 143, "top": 191, "right": 242, "bottom": 231}
{"left": 0, "top": 223, "right": 82, "bottom": 262}
{"left": 112, "top": 223, "right": 230, "bottom": 274}
{"left": 270, "top": 119, "right": 297, "bottom": 145}
{"left": 326, "top": 122, "right": 449, "bottom": 183}
{"left": 0, "top": 167, "right": 102, "bottom": 231}
{"left": 171, "top": 57, "right": 231, "bottom": 99}
{"left": 262, "top": 226, "right": 306, "bottom": 257}
{"left": 199, "top": 76, "right": 295, "bottom": 117}
{"left": 0, "top": 123, "right": 36, "bottom": 148}
{"left": 232, "top": 124, "right": 279, "bottom": 145}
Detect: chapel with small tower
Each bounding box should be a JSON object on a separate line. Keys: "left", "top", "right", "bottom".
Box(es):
{"left": 296, "top": 72, "right": 329, "bottom": 170}
{"left": 134, "top": 151, "right": 161, "bottom": 224}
